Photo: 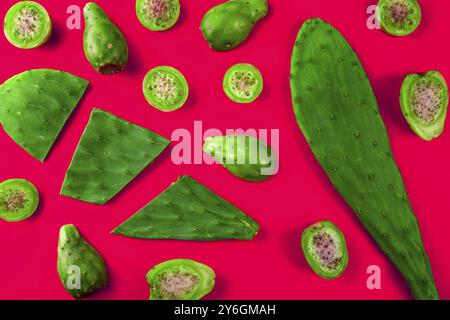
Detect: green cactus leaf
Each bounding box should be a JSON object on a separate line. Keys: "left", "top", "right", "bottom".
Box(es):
{"left": 60, "top": 108, "right": 170, "bottom": 205}
{"left": 0, "top": 69, "right": 88, "bottom": 161}
{"left": 112, "top": 175, "right": 259, "bottom": 240}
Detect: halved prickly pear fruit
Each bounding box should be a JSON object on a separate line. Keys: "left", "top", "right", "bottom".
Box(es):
{"left": 400, "top": 71, "right": 448, "bottom": 141}
{"left": 57, "top": 224, "right": 108, "bottom": 299}
{"left": 3, "top": 1, "right": 52, "bottom": 49}
{"left": 83, "top": 2, "right": 128, "bottom": 75}
{"left": 0, "top": 179, "right": 39, "bottom": 222}
{"left": 146, "top": 259, "right": 215, "bottom": 300}
{"left": 203, "top": 135, "right": 276, "bottom": 182}
{"left": 301, "top": 221, "right": 349, "bottom": 279}
{"left": 200, "top": 0, "right": 268, "bottom": 51}
{"left": 376, "top": 0, "right": 421, "bottom": 37}
{"left": 136, "top": 0, "right": 180, "bottom": 31}
{"left": 142, "top": 66, "right": 189, "bottom": 112}
{"left": 223, "top": 63, "right": 263, "bottom": 104}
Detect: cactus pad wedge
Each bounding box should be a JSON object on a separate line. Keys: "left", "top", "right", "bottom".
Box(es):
{"left": 57, "top": 224, "right": 108, "bottom": 299}
{"left": 200, "top": 0, "right": 268, "bottom": 51}
{"left": 112, "top": 175, "right": 259, "bottom": 240}
{"left": 400, "top": 71, "right": 448, "bottom": 141}
{"left": 83, "top": 2, "right": 128, "bottom": 75}
{"left": 0, "top": 179, "right": 39, "bottom": 222}
{"left": 377, "top": 0, "right": 422, "bottom": 37}
{"left": 290, "top": 18, "right": 438, "bottom": 299}
{"left": 0, "top": 69, "right": 88, "bottom": 161}
{"left": 136, "top": 0, "right": 181, "bottom": 31}
{"left": 60, "top": 108, "right": 170, "bottom": 205}
{"left": 146, "top": 259, "right": 215, "bottom": 300}
{"left": 203, "top": 135, "right": 277, "bottom": 182}
{"left": 301, "top": 221, "right": 349, "bottom": 279}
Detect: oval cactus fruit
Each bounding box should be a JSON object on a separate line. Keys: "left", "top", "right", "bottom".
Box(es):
{"left": 0, "top": 179, "right": 39, "bottom": 222}
{"left": 301, "top": 221, "right": 349, "bottom": 279}
{"left": 136, "top": 0, "right": 180, "bottom": 31}
{"left": 376, "top": 0, "right": 422, "bottom": 37}
{"left": 223, "top": 63, "right": 263, "bottom": 103}
{"left": 83, "top": 2, "right": 129, "bottom": 75}
{"left": 3, "top": 1, "right": 52, "bottom": 49}
{"left": 147, "top": 259, "right": 215, "bottom": 300}
{"left": 400, "top": 71, "right": 449, "bottom": 141}
{"left": 203, "top": 135, "right": 276, "bottom": 182}
{"left": 200, "top": 0, "right": 268, "bottom": 51}
{"left": 57, "top": 224, "right": 108, "bottom": 299}
{"left": 143, "top": 66, "right": 189, "bottom": 112}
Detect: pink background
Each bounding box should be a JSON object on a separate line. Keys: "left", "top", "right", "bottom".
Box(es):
{"left": 0, "top": 0, "right": 449, "bottom": 300}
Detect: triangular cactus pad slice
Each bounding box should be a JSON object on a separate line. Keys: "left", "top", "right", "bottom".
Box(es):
{"left": 0, "top": 69, "right": 89, "bottom": 161}
{"left": 112, "top": 175, "right": 260, "bottom": 240}
{"left": 61, "top": 108, "right": 170, "bottom": 204}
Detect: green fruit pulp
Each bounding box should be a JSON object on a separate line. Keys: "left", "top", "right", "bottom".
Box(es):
{"left": 0, "top": 179, "right": 39, "bottom": 222}
{"left": 146, "top": 259, "right": 215, "bottom": 300}
{"left": 301, "top": 221, "right": 349, "bottom": 279}
{"left": 223, "top": 63, "right": 263, "bottom": 103}
{"left": 143, "top": 66, "right": 189, "bottom": 112}
{"left": 4, "top": 1, "right": 52, "bottom": 49}
{"left": 377, "top": 0, "right": 422, "bottom": 36}
{"left": 136, "top": 0, "right": 180, "bottom": 31}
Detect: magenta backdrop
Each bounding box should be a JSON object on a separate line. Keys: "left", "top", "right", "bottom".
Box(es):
{"left": 0, "top": 0, "right": 449, "bottom": 300}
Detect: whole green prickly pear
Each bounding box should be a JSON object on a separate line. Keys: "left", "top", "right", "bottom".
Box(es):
{"left": 57, "top": 224, "right": 108, "bottom": 299}
{"left": 200, "top": 0, "right": 268, "bottom": 51}
{"left": 83, "top": 2, "right": 128, "bottom": 75}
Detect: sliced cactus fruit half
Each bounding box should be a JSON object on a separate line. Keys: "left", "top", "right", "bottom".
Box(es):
{"left": 112, "top": 175, "right": 260, "bottom": 240}
{"left": 0, "top": 69, "right": 88, "bottom": 161}
{"left": 0, "top": 179, "right": 39, "bottom": 222}
{"left": 60, "top": 108, "right": 170, "bottom": 205}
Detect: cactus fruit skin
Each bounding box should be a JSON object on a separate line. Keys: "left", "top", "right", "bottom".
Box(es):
{"left": 0, "top": 179, "right": 39, "bottom": 222}
{"left": 377, "top": 0, "right": 422, "bottom": 37}
{"left": 400, "top": 71, "right": 448, "bottom": 141}
{"left": 60, "top": 108, "right": 170, "bottom": 205}
{"left": 57, "top": 224, "right": 108, "bottom": 299}
{"left": 200, "top": 0, "right": 268, "bottom": 51}
{"left": 112, "top": 175, "right": 259, "bottom": 241}
{"left": 147, "top": 259, "right": 215, "bottom": 300}
{"left": 290, "top": 18, "right": 438, "bottom": 299}
{"left": 0, "top": 69, "right": 88, "bottom": 161}
{"left": 301, "top": 221, "right": 349, "bottom": 279}
{"left": 203, "top": 135, "right": 276, "bottom": 182}
{"left": 83, "top": 2, "right": 128, "bottom": 75}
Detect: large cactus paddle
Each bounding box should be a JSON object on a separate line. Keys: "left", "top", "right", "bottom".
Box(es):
{"left": 290, "top": 18, "right": 438, "bottom": 299}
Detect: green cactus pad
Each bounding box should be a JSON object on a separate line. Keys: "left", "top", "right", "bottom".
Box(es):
{"left": 223, "top": 63, "right": 263, "bottom": 104}
{"left": 112, "top": 175, "right": 259, "bottom": 240}
{"left": 200, "top": 0, "right": 268, "bottom": 51}
{"left": 400, "top": 71, "right": 448, "bottom": 141}
{"left": 301, "top": 221, "right": 349, "bottom": 279}
{"left": 57, "top": 224, "right": 108, "bottom": 299}
{"left": 83, "top": 2, "right": 129, "bottom": 75}
{"left": 136, "top": 0, "right": 181, "bottom": 31}
{"left": 60, "top": 108, "right": 170, "bottom": 205}
{"left": 0, "top": 69, "right": 88, "bottom": 161}
{"left": 203, "top": 135, "right": 276, "bottom": 182}
{"left": 147, "top": 259, "right": 215, "bottom": 300}
{"left": 377, "top": 0, "right": 422, "bottom": 37}
{"left": 3, "top": 1, "right": 52, "bottom": 49}
{"left": 290, "top": 18, "right": 438, "bottom": 299}
{"left": 0, "top": 179, "right": 39, "bottom": 222}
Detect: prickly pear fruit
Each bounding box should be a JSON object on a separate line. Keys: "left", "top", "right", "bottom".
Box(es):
{"left": 112, "top": 175, "right": 259, "bottom": 241}
{"left": 57, "top": 224, "right": 108, "bottom": 299}
{"left": 377, "top": 0, "right": 422, "bottom": 37}
{"left": 136, "top": 0, "right": 181, "bottom": 31}
{"left": 203, "top": 135, "right": 277, "bottom": 182}
{"left": 0, "top": 179, "right": 39, "bottom": 222}
{"left": 223, "top": 63, "right": 263, "bottom": 103}
{"left": 290, "top": 18, "right": 438, "bottom": 299}
{"left": 400, "top": 71, "right": 448, "bottom": 141}
{"left": 147, "top": 259, "right": 215, "bottom": 300}
{"left": 61, "top": 108, "right": 170, "bottom": 205}
{"left": 0, "top": 69, "right": 88, "bottom": 161}
{"left": 83, "top": 2, "right": 128, "bottom": 75}
{"left": 301, "top": 221, "right": 348, "bottom": 279}
{"left": 200, "top": 0, "right": 268, "bottom": 51}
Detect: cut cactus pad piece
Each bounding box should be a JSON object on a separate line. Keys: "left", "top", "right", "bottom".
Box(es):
{"left": 0, "top": 69, "right": 89, "bottom": 161}
{"left": 112, "top": 175, "right": 259, "bottom": 240}
{"left": 61, "top": 108, "right": 170, "bottom": 204}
